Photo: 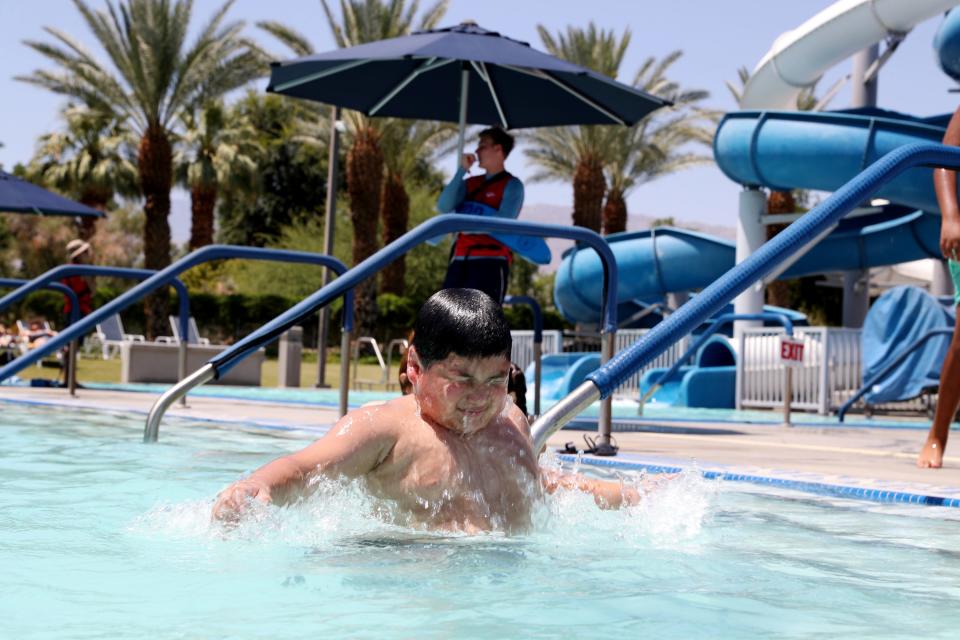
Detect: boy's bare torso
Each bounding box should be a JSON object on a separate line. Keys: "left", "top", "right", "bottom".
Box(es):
{"left": 352, "top": 396, "right": 540, "bottom": 533}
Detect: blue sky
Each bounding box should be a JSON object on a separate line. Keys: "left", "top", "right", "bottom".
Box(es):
{"left": 2, "top": 0, "right": 958, "bottom": 242}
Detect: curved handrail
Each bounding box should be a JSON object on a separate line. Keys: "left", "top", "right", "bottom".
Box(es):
{"left": 531, "top": 142, "right": 960, "bottom": 452}
{"left": 638, "top": 312, "right": 795, "bottom": 407}
{"left": 0, "top": 278, "right": 80, "bottom": 327}
{"left": 837, "top": 327, "right": 955, "bottom": 422}
{"left": 504, "top": 294, "right": 543, "bottom": 416}
{"left": 0, "top": 247, "right": 352, "bottom": 384}
{"left": 145, "top": 215, "right": 617, "bottom": 442}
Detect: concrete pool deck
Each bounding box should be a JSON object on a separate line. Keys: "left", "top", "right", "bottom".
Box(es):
{"left": 3, "top": 386, "right": 960, "bottom": 505}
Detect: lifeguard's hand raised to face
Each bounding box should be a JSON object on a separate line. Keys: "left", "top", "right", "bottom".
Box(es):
{"left": 461, "top": 152, "right": 476, "bottom": 171}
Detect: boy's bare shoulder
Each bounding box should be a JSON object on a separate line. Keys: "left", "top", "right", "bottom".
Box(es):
{"left": 333, "top": 395, "right": 417, "bottom": 438}
{"left": 502, "top": 401, "right": 531, "bottom": 437}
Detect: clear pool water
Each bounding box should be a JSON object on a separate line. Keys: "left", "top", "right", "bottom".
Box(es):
{"left": 3, "top": 403, "right": 960, "bottom": 638}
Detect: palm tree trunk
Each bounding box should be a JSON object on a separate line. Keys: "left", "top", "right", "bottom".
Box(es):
{"left": 379, "top": 170, "right": 409, "bottom": 295}
{"left": 572, "top": 154, "right": 605, "bottom": 233}
{"left": 346, "top": 126, "right": 383, "bottom": 335}
{"left": 139, "top": 123, "right": 173, "bottom": 339}
{"left": 79, "top": 186, "right": 111, "bottom": 241}
{"left": 765, "top": 190, "right": 794, "bottom": 308}
{"left": 602, "top": 187, "right": 627, "bottom": 235}
{"left": 189, "top": 183, "right": 218, "bottom": 249}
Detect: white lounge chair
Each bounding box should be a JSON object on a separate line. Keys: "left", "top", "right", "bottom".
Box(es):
{"left": 94, "top": 314, "right": 145, "bottom": 360}
{"left": 167, "top": 316, "right": 211, "bottom": 346}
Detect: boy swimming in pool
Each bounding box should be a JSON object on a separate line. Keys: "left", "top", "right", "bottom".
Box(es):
{"left": 212, "top": 288, "right": 643, "bottom": 532}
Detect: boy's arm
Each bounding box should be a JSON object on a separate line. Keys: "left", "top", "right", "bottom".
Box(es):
{"left": 212, "top": 408, "right": 396, "bottom": 521}
{"left": 936, "top": 105, "right": 960, "bottom": 261}
{"left": 495, "top": 178, "right": 524, "bottom": 220}
{"left": 540, "top": 468, "right": 641, "bottom": 510}
{"left": 436, "top": 167, "right": 467, "bottom": 213}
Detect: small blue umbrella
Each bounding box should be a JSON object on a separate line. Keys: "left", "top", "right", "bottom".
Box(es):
{"left": 0, "top": 170, "right": 104, "bottom": 218}
{"left": 268, "top": 21, "right": 672, "bottom": 159}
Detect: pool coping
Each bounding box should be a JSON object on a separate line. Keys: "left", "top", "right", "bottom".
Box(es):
{"left": 562, "top": 452, "right": 960, "bottom": 508}
{"left": 3, "top": 390, "right": 959, "bottom": 510}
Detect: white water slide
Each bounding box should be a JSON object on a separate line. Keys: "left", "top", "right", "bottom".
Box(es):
{"left": 740, "top": 0, "right": 960, "bottom": 109}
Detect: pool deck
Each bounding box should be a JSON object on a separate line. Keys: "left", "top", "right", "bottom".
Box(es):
{"left": 3, "top": 386, "right": 960, "bottom": 506}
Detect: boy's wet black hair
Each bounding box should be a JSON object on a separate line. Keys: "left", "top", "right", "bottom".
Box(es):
{"left": 413, "top": 288, "right": 512, "bottom": 368}
{"left": 479, "top": 127, "right": 515, "bottom": 157}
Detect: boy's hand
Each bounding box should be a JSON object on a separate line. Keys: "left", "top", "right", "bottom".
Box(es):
{"left": 461, "top": 153, "right": 476, "bottom": 171}
{"left": 211, "top": 479, "right": 272, "bottom": 523}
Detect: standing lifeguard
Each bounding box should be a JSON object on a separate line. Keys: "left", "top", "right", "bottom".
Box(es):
{"left": 436, "top": 127, "right": 524, "bottom": 304}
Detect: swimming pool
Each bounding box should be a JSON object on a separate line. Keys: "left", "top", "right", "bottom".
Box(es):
{"left": 4, "top": 404, "right": 959, "bottom": 638}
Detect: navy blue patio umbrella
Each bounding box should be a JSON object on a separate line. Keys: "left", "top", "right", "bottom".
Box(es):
{"left": 267, "top": 21, "right": 672, "bottom": 160}
{"left": 0, "top": 170, "right": 104, "bottom": 218}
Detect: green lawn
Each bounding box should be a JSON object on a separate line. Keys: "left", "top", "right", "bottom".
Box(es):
{"left": 17, "top": 349, "right": 399, "bottom": 392}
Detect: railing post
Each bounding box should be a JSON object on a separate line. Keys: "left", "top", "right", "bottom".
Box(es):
{"left": 339, "top": 329, "right": 350, "bottom": 418}
{"left": 782, "top": 365, "right": 793, "bottom": 427}
{"left": 595, "top": 330, "right": 617, "bottom": 455}
{"left": 533, "top": 340, "right": 542, "bottom": 417}
{"left": 178, "top": 341, "right": 188, "bottom": 406}
{"left": 67, "top": 339, "right": 78, "bottom": 397}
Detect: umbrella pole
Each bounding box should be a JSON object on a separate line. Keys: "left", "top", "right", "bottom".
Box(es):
{"left": 316, "top": 106, "right": 342, "bottom": 388}
{"left": 456, "top": 66, "right": 469, "bottom": 168}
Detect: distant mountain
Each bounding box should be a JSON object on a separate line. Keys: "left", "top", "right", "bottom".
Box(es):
{"left": 520, "top": 203, "right": 736, "bottom": 273}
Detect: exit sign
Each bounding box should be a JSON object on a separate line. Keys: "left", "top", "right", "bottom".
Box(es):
{"left": 780, "top": 336, "right": 804, "bottom": 366}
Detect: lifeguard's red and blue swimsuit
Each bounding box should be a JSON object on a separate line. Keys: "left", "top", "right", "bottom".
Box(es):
{"left": 436, "top": 167, "right": 524, "bottom": 303}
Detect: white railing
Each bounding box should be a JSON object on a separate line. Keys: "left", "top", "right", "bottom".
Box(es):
{"left": 737, "top": 326, "right": 930, "bottom": 415}
{"left": 612, "top": 329, "right": 690, "bottom": 398}
{"left": 510, "top": 330, "right": 562, "bottom": 373}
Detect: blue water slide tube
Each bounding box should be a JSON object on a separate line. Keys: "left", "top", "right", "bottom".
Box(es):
{"left": 714, "top": 109, "right": 950, "bottom": 214}
{"left": 554, "top": 227, "right": 734, "bottom": 324}
{"left": 555, "top": 207, "right": 942, "bottom": 324}
{"left": 936, "top": 7, "right": 960, "bottom": 81}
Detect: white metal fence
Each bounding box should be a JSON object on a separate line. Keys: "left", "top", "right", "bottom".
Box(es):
{"left": 738, "top": 327, "right": 859, "bottom": 414}
{"left": 510, "top": 330, "right": 562, "bottom": 373}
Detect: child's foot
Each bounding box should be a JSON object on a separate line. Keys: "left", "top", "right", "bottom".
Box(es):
{"left": 917, "top": 437, "right": 945, "bottom": 468}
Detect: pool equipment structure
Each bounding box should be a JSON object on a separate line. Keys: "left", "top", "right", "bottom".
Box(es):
{"left": 143, "top": 215, "right": 619, "bottom": 444}
{"left": 0, "top": 247, "right": 353, "bottom": 409}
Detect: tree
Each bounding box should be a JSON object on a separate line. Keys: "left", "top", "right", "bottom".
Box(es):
{"left": 259, "top": 0, "right": 447, "bottom": 334}
{"left": 27, "top": 104, "right": 138, "bottom": 239}
{"left": 525, "top": 23, "right": 629, "bottom": 233}
{"left": 601, "top": 51, "right": 714, "bottom": 235}
{"left": 175, "top": 100, "right": 260, "bottom": 249}
{"left": 20, "top": 0, "right": 265, "bottom": 336}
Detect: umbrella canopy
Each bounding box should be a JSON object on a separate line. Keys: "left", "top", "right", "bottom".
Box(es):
{"left": 267, "top": 22, "right": 671, "bottom": 130}
{"left": 0, "top": 170, "right": 104, "bottom": 218}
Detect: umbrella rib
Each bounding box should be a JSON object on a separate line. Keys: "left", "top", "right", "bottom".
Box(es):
{"left": 272, "top": 59, "right": 374, "bottom": 93}
{"left": 369, "top": 57, "right": 455, "bottom": 116}
{"left": 473, "top": 61, "right": 509, "bottom": 130}
{"left": 501, "top": 65, "right": 627, "bottom": 126}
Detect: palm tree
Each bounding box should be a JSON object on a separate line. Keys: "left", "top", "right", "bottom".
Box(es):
{"left": 601, "top": 51, "right": 715, "bottom": 234}
{"left": 525, "top": 23, "right": 630, "bottom": 233}
{"left": 175, "top": 100, "right": 260, "bottom": 248}
{"left": 19, "top": 0, "right": 265, "bottom": 336}
{"left": 28, "top": 104, "right": 138, "bottom": 239}
{"left": 377, "top": 119, "right": 453, "bottom": 294}
{"left": 259, "top": 0, "right": 447, "bottom": 334}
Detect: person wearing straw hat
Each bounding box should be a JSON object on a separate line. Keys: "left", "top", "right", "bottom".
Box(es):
{"left": 61, "top": 239, "right": 93, "bottom": 320}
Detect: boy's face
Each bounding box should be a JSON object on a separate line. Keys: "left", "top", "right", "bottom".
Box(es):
{"left": 407, "top": 349, "right": 510, "bottom": 435}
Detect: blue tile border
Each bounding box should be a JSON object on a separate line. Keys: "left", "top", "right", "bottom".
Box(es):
{"left": 562, "top": 454, "right": 960, "bottom": 508}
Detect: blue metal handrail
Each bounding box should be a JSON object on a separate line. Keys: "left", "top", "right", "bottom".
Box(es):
{"left": 144, "top": 215, "right": 617, "bottom": 442}
{"left": 504, "top": 294, "right": 543, "bottom": 416}
{"left": 0, "top": 265, "right": 191, "bottom": 340}
{"left": 0, "top": 246, "right": 352, "bottom": 383}
{"left": 0, "top": 266, "right": 191, "bottom": 380}
{"left": 207, "top": 215, "right": 616, "bottom": 379}
{"left": 0, "top": 278, "right": 80, "bottom": 328}
{"left": 837, "top": 327, "right": 955, "bottom": 422}
{"left": 639, "top": 312, "right": 795, "bottom": 407}
{"left": 531, "top": 142, "right": 960, "bottom": 452}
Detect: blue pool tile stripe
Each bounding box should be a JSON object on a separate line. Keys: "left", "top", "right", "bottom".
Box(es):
{"left": 562, "top": 454, "right": 960, "bottom": 508}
